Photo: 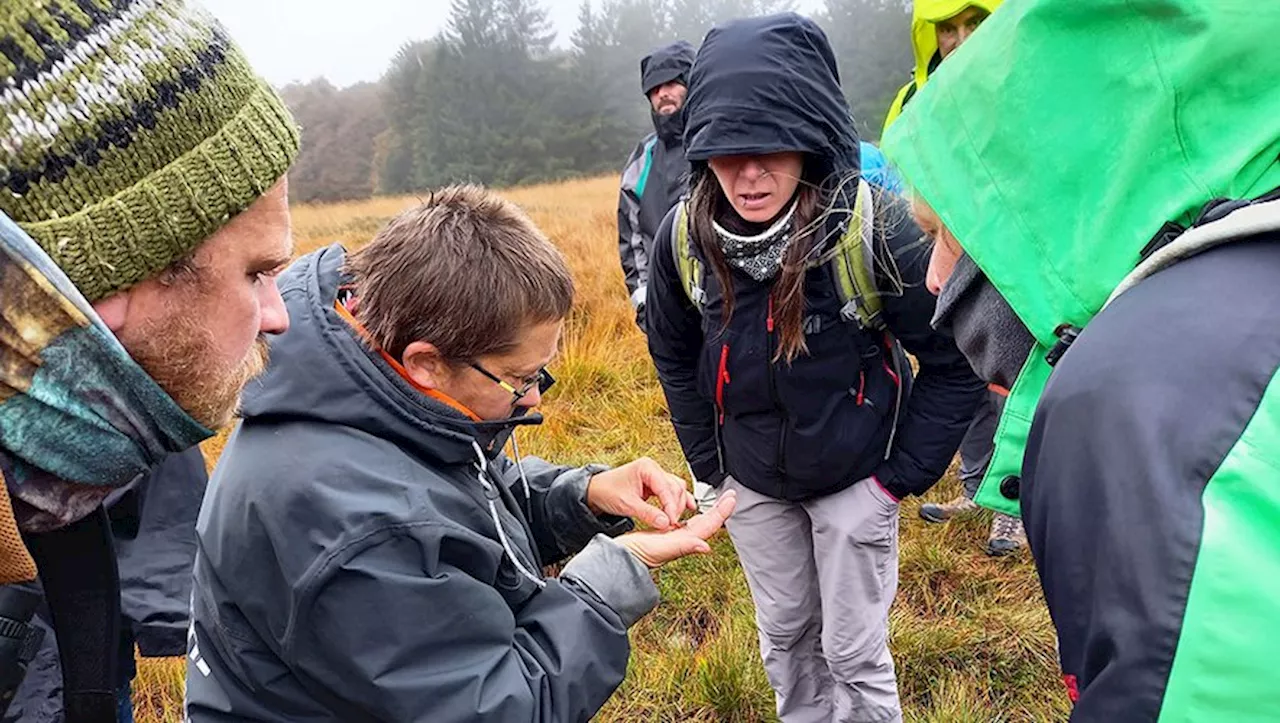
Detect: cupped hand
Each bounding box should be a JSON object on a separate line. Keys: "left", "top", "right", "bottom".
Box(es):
{"left": 617, "top": 490, "right": 737, "bottom": 569}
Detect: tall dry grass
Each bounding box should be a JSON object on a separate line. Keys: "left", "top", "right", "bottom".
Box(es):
{"left": 133, "top": 176, "right": 1068, "bottom": 722}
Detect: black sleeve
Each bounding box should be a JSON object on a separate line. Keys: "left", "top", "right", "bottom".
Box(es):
{"left": 873, "top": 199, "right": 986, "bottom": 499}
{"left": 646, "top": 207, "right": 723, "bottom": 486}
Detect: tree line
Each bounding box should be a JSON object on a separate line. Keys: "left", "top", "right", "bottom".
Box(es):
{"left": 280, "top": 0, "right": 912, "bottom": 203}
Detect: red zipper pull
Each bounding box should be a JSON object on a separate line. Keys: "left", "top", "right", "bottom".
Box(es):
{"left": 767, "top": 296, "right": 775, "bottom": 333}
{"left": 716, "top": 343, "right": 731, "bottom": 425}
{"left": 856, "top": 370, "right": 866, "bottom": 405}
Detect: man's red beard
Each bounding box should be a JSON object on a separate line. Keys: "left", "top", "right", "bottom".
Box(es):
{"left": 126, "top": 311, "right": 271, "bottom": 430}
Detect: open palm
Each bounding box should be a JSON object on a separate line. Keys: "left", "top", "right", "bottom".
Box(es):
{"left": 618, "top": 490, "right": 737, "bottom": 569}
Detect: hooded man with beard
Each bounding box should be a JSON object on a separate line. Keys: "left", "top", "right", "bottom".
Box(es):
{"left": 0, "top": 0, "right": 299, "bottom": 718}
{"left": 617, "top": 40, "right": 696, "bottom": 333}
{"left": 885, "top": 0, "right": 1280, "bottom": 718}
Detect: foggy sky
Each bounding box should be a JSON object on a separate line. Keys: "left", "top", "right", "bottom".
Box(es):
{"left": 204, "top": 0, "right": 822, "bottom": 88}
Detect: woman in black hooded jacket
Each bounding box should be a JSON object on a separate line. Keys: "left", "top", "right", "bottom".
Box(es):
{"left": 646, "top": 14, "right": 984, "bottom": 722}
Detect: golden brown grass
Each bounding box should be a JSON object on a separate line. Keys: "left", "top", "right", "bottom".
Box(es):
{"left": 133, "top": 176, "right": 1069, "bottom": 722}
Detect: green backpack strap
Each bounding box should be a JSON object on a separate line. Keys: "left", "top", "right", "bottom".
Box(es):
{"left": 672, "top": 202, "right": 706, "bottom": 310}
{"left": 831, "top": 178, "right": 885, "bottom": 331}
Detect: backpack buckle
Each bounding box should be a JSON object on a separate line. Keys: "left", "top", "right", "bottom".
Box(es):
{"left": 1045, "top": 324, "right": 1081, "bottom": 367}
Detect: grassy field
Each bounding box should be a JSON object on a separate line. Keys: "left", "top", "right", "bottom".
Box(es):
{"left": 134, "top": 176, "right": 1068, "bottom": 722}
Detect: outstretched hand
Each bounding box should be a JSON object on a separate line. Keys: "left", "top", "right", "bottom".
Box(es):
{"left": 586, "top": 458, "right": 697, "bottom": 531}
{"left": 617, "top": 490, "right": 737, "bottom": 569}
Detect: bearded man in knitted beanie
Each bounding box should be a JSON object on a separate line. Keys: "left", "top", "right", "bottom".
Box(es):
{"left": 0, "top": 1, "right": 299, "bottom": 719}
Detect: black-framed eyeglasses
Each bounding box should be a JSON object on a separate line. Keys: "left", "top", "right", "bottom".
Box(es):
{"left": 469, "top": 362, "right": 555, "bottom": 403}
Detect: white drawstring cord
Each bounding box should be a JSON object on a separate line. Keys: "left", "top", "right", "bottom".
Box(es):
{"left": 473, "top": 442, "right": 546, "bottom": 589}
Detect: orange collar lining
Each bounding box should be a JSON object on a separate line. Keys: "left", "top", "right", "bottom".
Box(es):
{"left": 332, "top": 298, "right": 484, "bottom": 422}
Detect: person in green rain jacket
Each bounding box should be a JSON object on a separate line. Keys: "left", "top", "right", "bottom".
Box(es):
{"left": 880, "top": 0, "right": 1003, "bottom": 135}
{"left": 884, "top": 0, "right": 1280, "bottom": 720}
{"left": 881, "top": 0, "right": 1020, "bottom": 557}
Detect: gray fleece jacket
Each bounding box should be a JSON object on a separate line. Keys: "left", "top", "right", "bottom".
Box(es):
{"left": 184, "top": 244, "right": 658, "bottom": 723}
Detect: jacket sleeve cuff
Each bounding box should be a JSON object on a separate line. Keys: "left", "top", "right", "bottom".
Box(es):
{"left": 561, "top": 535, "right": 660, "bottom": 628}
{"left": 872, "top": 465, "right": 913, "bottom": 501}
{"left": 547, "top": 465, "right": 634, "bottom": 553}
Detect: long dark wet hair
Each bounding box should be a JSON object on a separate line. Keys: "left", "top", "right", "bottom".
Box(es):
{"left": 687, "top": 158, "right": 831, "bottom": 363}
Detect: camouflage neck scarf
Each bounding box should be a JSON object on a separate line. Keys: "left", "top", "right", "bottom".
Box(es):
{"left": 0, "top": 214, "right": 211, "bottom": 533}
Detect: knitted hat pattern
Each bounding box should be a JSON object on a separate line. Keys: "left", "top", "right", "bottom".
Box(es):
{"left": 0, "top": 0, "right": 300, "bottom": 301}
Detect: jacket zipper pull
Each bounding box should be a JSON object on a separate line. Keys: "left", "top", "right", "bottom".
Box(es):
{"left": 856, "top": 370, "right": 866, "bottom": 405}
{"left": 767, "top": 296, "right": 775, "bottom": 333}
{"left": 716, "top": 343, "right": 731, "bottom": 425}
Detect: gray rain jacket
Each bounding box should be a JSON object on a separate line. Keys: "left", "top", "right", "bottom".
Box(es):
{"left": 184, "top": 244, "right": 659, "bottom": 722}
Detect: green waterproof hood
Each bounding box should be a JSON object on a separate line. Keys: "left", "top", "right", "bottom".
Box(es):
{"left": 883, "top": 0, "right": 1280, "bottom": 515}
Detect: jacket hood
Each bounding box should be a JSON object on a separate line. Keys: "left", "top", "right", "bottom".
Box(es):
{"left": 883, "top": 0, "right": 1280, "bottom": 512}
{"left": 640, "top": 40, "right": 696, "bottom": 96}
{"left": 242, "top": 244, "right": 540, "bottom": 467}
{"left": 908, "top": 0, "right": 1004, "bottom": 88}
{"left": 683, "top": 13, "right": 859, "bottom": 177}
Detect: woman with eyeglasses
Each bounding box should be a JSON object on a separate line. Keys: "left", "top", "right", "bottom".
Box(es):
{"left": 184, "top": 185, "right": 737, "bottom": 723}
{"left": 646, "top": 14, "right": 985, "bottom": 722}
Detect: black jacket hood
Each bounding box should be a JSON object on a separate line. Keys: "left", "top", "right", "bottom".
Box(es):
{"left": 642, "top": 40, "right": 696, "bottom": 145}
{"left": 640, "top": 40, "right": 696, "bottom": 96}
{"left": 683, "top": 13, "right": 860, "bottom": 179}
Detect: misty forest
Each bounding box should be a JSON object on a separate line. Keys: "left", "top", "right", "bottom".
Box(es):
{"left": 280, "top": 0, "right": 912, "bottom": 203}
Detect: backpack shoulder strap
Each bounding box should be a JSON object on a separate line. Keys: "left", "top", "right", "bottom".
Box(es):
{"left": 671, "top": 202, "right": 706, "bottom": 311}
{"left": 1106, "top": 195, "right": 1280, "bottom": 310}
{"left": 830, "top": 178, "right": 885, "bottom": 331}
{"left": 25, "top": 506, "right": 121, "bottom": 723}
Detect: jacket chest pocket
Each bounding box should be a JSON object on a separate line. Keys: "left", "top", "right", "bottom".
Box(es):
{"left": 702, "top": 329, "right": 773, "bottom": 418}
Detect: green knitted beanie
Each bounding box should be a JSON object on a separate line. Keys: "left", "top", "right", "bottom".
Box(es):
{"left": 0, "top": 0, "right": 300, "bottom": 301}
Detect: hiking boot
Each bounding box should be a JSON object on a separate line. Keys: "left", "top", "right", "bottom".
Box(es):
{"left": 918, "top": 495, "right": 979, "bottom": 524}
{"left": 986, "top": 513, "right": 1027, "bottom": 557}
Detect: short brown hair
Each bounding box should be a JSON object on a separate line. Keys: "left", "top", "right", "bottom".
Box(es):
{"left": 346, "top": 185, "right": 575, "bottom": 361}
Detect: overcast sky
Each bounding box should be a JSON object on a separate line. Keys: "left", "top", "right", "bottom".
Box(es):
{"left": 204, "top": 0, "right": 822, "bottom": 88}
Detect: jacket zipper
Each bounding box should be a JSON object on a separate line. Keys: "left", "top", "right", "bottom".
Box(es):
{"left": 882, "top": 331, "right": 904, "bottom": 461}
{"left": 766, "top": 296, "right": 789, "bottom": 490}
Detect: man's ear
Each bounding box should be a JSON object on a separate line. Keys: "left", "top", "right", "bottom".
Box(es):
{"left": 92, "top": 291, "right": 131, "bottom": 333}
{"left": 401, "top": 341, "right": 449, "bottom": 390}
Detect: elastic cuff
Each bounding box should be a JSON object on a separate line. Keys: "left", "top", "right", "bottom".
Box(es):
{"left": 872, "top": 467, "right": 911, "bottom": 501}
{"left": 561, "top": 535, "right": 660, "bottom": 628}
{"left": 871, "top": 475, "right": 901, "bottom": 503}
